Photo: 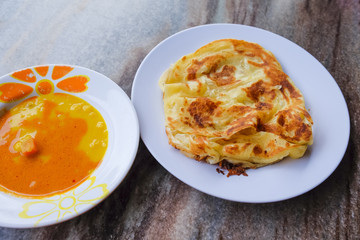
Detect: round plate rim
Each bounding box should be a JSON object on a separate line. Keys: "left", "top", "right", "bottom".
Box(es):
{"left": 132, "top": 23, "right": 350, "bottom": 203}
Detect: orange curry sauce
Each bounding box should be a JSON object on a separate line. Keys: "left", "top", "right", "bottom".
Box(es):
{"left": 0, "top": 93, "right": 108, "bottom": 198}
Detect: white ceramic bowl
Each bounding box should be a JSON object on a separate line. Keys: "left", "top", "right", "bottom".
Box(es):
{"left": 0, "top": 64, "right": 139, "bottom": 228}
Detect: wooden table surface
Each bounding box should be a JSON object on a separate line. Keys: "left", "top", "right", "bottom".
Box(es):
{"left": 0, "top": 0, "right": 359, "bottom": 239}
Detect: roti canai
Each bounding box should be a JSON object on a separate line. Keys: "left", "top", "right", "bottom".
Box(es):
{"left": 159, "top": 39, "right": 313, "bottom": 175}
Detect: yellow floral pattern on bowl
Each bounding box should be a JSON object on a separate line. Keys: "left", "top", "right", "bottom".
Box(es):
{"left": 19, "top": 176, "right": 109, "bottom": 226}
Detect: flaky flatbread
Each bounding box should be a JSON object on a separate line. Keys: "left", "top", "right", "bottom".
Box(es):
{"left": 159, "top": 39, "right": 313, "bottom": 171}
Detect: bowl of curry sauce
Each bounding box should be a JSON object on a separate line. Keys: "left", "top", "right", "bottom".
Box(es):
{"left": 0, "top": 65, "right": 139, "bottom": 228}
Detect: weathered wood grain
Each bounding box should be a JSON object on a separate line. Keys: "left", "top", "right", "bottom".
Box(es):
{"left": 0, "top": 0, "right": 359, "bottom": 239}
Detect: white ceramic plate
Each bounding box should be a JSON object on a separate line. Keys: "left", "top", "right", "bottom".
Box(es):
{"left": 132, "top": 24, "right": 350, "bottom": 203}
{"left": 0, "top": 64, "right": 139, "bottom": 228}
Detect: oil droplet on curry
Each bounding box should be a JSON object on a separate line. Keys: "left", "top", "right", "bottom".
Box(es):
{"left": 0, "top": 93, "right": 108, "bottom": 198}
